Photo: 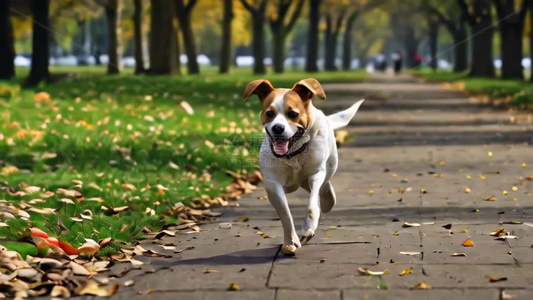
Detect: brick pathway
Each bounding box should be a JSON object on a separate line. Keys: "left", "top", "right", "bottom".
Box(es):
{"left": 111, "top": 74, "right": 533, "bottom": 300}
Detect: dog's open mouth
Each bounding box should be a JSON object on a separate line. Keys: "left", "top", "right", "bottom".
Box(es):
{"left": 267, "top": 127, "right": 306, "bottom": 157}
{"left": 272, "top": 138, "right": 290, "bottom": 156}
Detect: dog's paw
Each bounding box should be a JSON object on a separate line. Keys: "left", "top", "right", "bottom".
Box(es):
{"left": 300, "top": 229, "right": 315, "bottom": 243}
{"left": 281, "top": 244, "right": 297, "bottom": 256}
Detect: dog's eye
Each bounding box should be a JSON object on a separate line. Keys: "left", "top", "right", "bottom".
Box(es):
{"left": 287, "top": 111, "right": 299, "bottom": 119}
{"left": 265, "top": 111, "right": 275, "bottom": 118}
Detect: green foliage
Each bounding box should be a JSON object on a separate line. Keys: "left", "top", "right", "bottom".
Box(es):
{"left": 413, "top": 69, "right": 533, "bottom": 108}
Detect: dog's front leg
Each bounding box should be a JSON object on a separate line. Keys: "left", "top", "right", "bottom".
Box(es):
{"left": 301, "top": 171, "right": 326, "bottom": 242}
{"left": 264, "top": 178, "right": 301, "bottom": 255}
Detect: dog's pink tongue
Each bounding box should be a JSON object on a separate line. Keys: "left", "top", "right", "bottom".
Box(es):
{"left": 273, "top": 140, "right": 289, "bottom": 156}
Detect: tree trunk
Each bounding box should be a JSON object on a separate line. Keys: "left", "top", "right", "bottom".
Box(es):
{"left": 26, "top": 0, "right": 50, "bottom": 86}
{"left": 469, "top": 0, "right": 494, "bottom": 77}
{"left": 428, "top": 22, "right": 438, "bottom": 70}
{"left": 133, "top": 0, "right": 145, "bottom": 74}
{"left": 452, "top": 29, "right": 468, "bottom": 72}
{"left": 342, "top": 13, "right": 357, "bottom": 70}
{"left": 305, "top": 0, "right": 321, "bottom": 72}
{"left": 219, "top": 0, "right": 233, "bottom": 74}
{"left": 404, "top": 25, "right": 418, "bottom": 68}
{"left": 531, "top": 5, "right": 533, "bottom": 82}
{"left": 105, "top": 0, "right": 123, "bottom": 74}
{"left": 324, "top": 14, "right": 338, "bottom": 71}
{"left": 251, "top": 16, "right": 266, "bottom": 74}
{"left": 0, "top": 0, "right": 15, "bottom": 80}
{"left": 499, "top": 23, "right": 523, "bottom": 79}
{"left": 175, "top": 0, "right": 200, "bottom": 75}
{"left": 272, "top": 27, "right": 285, "bottom": 73}
{"left": 149, "top": 0, "right": 179, "bottom": 75}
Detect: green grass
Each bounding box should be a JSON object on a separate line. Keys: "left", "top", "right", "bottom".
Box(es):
{"left": 0, "top": 66, "right": 366, "bottom": 254}
{"left": 412, "top": 69, "right": 533, "bottom": 108}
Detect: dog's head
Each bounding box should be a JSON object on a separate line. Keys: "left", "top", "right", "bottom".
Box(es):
{"left": 242, "top": 78, "right": 326, "bottom": 156}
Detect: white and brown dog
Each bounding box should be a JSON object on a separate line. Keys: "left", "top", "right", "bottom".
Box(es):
{"left": 243, "top": 78, "right": 364, "bottom": 255}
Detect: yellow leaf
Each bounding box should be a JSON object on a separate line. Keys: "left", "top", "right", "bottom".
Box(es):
{"left": 484, "top": 196, "right": 497, "bottom": 201}
{"left": 414, "top": 282, "right": 432, "bottom": 289}
{"left": 204, "top": 269, "right": 219, "bottom": 274}
{"left": 358, "top": 267, "right": 389, "bottom": 276}
{"left": 490, "top": 227, "right": 506, "bottom": 236}
{"left": 420, "top": 188, "right": 427, "bottom": 194}
{"left": 399, "top": 267, "right": 412, "bottom": 276}
{"left": 462, "top": 239, "right": 475, "bottom": 247}
{"left": 464, "top": 187, "right": 471, "bottom": 193}
{"left": 228, "top": 283, "right": 241, "bottom": 291}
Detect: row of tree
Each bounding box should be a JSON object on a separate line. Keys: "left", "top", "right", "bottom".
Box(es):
{"left": 422, "top": 0, "right": 532, "bottom": 80}
{"left": 0, "top": 0, "right": 376, "bottom": 86}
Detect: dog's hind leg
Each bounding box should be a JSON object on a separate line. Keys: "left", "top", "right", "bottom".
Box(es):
{"left": 319, "top": 181, "right": 336, "bottom": 213}
{"left": 264, "top": 179, "right": 301, "bottom": 255}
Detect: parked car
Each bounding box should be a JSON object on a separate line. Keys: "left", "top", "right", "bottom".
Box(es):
{"left": 14, "top": 55, "right": 31, "bottom": 67}
{"left": 122, "top": 56, "right": 136, "bottom": 67}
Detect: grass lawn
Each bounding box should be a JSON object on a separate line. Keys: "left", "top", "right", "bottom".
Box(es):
{"left": 0, "top": 66, "right": 366, "bottom": 256}
{"left": 412, "top": 69, "right": 533, "bottom": 109}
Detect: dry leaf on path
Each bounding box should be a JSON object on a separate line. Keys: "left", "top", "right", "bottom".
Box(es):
{"left": 403, "top": 222, "right": 421, "bottom": 228}
{"left": 451, "top": 253, "right": 467, "bottom": 257}
{"left": 414, "top": 282, "right": 432, "bottom": 289}
{"left": 79, "top": 280, "right": 119, "bottom": 297}
{"left": 204, "top": 269, "right": 219, "bottom": 274}
{"left": 228, "top": 283, "right": 241, "bottom": 291}
{"left": 487, "top": 276, "right": 508, "bottom": 282}
{"left": 358, "top": 267, "right": 389, "bottom": 275}
{"left": 399, "top": 267, "right": 413, "bottom": 276}
{"left": 462, "top": 239, "right": 475, "bottom": 247}
{"left": 400, "top": 251, "right": 422, "bottom": 256}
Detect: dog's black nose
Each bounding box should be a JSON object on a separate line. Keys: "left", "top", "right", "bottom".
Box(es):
{"left": 272, "top": 124, "right": 285, "bottom": 134}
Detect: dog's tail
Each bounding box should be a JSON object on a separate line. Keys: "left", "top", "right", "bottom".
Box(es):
{"left": 326, "top": 99, "right": 364, "bottom": 130}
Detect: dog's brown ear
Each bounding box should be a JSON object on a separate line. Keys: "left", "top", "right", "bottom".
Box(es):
{"left": 292, "top": 78, "right": 326, "bottom": 101}
{"left": 243, "top": 80, "right": 274, "bottom": 101}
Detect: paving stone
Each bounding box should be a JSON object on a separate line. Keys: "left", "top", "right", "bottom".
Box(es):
{"left": 343, "top": 288, "right": 500, "bottom": 300}
{"left": 276, "top": 289, "right": 340, "bottom": 300}
{"left": 114, "top": 290, "right": 276, "bottom": 300}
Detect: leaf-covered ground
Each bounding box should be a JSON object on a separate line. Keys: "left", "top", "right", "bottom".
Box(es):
{"left": 0, "top": 66, "right": 367, "bottom": 254}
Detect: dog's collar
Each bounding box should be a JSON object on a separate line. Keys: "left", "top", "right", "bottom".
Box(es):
{"left": 266, "top": 127, "right": 308, "bottom": 159}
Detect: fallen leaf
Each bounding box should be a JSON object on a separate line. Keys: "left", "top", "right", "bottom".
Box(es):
{"left": 420, "top": 188, "right": 427, "bottom": 194}
{"left": 399, "top": 267, "right": 413, "bottom": 276}
{"left": 228, "top": 283, "right": 241, "bottom": 291}
{"left": 400, "top": 251, "right": 422, "bottom": 256}
{"left": 204, "top": 269, "right": 219, "bottom": 274}
{"left": 487, "top": 276, "right": 508, "bottom": 283}
{"left": 124, "top": 280, "right": 135, "bottom": 287}
{"left": 78, "top": 238, "right": 100, "bottom": 256}
{"left": 403, "top": 222, "right": 421, "bottom": 228}
{"left": 490, "top": 227, "right": 506, "bottom": 236}
{"left": 462, "top": 239, "right": 475, "bottom": 247}
{"left": 414, "top": 282, "right": 432, "bottom": 289}
{"left": 358, "top": 267, "right": 389, "bottom": 276}
{"left": 464, "top": 187, "right": 471, "bottom": 193}
{"left": 451, "top": 253, "right": 467, "bottom": 257}
{"left": 234, "top": 216, "right": 250, "bottom": 222}
{"left": 180, "top": 101, "right": 194, "bottom": 115}
{"left": 79, "top": 280, "right": 119, "bottom": 297}
{"left": 484, "top": 196, "right": 497, "bottom": 201}
{"left": 59, "top": 241, "right": 81, "bottom": 255}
